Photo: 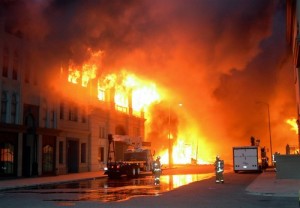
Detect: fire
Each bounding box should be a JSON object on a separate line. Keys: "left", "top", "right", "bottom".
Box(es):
{"left": 65, "top": 48, "right": 211, "bottom": 165}
{"left": 158, "top": 134, "right": 211, "bottom": 165}
{"left": 67, "top": 49, "right": 101, "bottom": 87}
{"left": 68, "top": 61, "right": 97, "bottom": 87}
{"left": 97, "top": 71, "right": 161, "bottom": 114}
{"left": 173, "top": 139, "right": 193, "bottom": 164}
{"left": 286, "top": 118, "right": 298, "bottom": 134}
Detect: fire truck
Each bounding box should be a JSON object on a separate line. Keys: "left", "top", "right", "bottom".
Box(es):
{"left": 105, "top": 134, "right": 154, "bottom": 179}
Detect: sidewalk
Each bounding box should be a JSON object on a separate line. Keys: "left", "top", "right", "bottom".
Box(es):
{"left": 0, "top": 171, "right": 107, "bottom": 191}
{"left": 246, "top": 170, "right": 300, "bottom": 197}
{"left": 1, "top": 169, "right": 300, "bottom": 198}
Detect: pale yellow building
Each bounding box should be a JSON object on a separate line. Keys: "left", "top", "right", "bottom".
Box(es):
{"left": 0, "top": 17, "right": 145, "bottom": 178}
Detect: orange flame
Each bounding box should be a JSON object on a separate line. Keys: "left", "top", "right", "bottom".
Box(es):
{"left": 66, "top": 49, "right": 211, "bottom": 165}
{"left": 286, "top": 118, "right": 298, "bottom": 134}
{"left": 98, "top": 71, "right": 161, "bottom": 114}
{"left": 156, "top": 120, "right": 211, "bottom": 165}
{"left": 67, "top": 49, "right": 101, "bottom": 87}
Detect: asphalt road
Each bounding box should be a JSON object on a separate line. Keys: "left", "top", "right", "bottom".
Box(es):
{"left": 0, "top": 167, "right": 298, "bottom": 208}
{"left": 103, "top": 172, "right": 297, "bottom": 208}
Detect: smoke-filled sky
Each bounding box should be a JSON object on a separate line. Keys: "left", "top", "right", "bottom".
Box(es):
{"left": 1, "top": 0, "right": 297, "bottom": 162}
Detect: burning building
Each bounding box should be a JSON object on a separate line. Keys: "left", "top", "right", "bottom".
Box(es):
{"left": 0, "top": 19, "right": 151, "bottom": 177}
{"left": 0, "top": 0, "right": 299, "bottom": 178}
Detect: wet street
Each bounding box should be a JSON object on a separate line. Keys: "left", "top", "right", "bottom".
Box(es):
{"left": 3, "top": 165, "right": 217, "bottom": 203}
{"left": 0, "top": 165, "right": 297, "bottom": 208}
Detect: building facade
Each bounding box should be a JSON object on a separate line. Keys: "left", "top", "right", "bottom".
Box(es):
{"left": 0, "top": 19, "right": 145, "bottom": 177}
{"left": 286, "top": 0, "right": 300, "bottom": 149}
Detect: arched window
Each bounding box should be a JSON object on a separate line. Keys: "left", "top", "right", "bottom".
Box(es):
{"left": 0, "top": 142, "right": 14, "bottom": 174}
{"left": 1, "top": 91, "right": 8, "bottom": 123}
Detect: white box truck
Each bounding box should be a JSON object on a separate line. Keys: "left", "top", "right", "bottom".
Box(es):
{"left": 233, "top": 146, "right": 264, "bottom": 173}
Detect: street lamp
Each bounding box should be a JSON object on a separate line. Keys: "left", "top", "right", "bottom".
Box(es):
{"left": 256, "top": 101, "right": 273, "bottom": 166}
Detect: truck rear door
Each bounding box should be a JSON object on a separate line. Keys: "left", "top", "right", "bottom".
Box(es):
{"left": 233, "top": 147, "right": 259, "bottom": 172}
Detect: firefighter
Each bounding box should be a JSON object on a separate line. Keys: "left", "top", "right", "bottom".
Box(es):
{"left": 153, "top": 156, "right": 162, "bottom": 185}
{"left": 214, "top": 155, "right": 224, "bottom": 183}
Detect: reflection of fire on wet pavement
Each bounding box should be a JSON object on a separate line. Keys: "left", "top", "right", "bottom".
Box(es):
{"left": 7, "top": 169, "right": 216, "bottom": 203}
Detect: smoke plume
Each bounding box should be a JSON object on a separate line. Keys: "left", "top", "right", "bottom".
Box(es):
{"left": 1, "top": 0, "right": 296, "bottom": 162}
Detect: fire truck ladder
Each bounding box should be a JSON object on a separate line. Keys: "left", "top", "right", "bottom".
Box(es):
{"left": 107, "top": 134, "right": 115, "bottom": 163}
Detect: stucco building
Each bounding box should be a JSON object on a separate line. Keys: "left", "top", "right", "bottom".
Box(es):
{"left": 0, "top": 18, "right": 145, "bottom": 178}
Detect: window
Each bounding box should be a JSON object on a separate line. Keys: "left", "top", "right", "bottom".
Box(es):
{"left": 81, "top": 143, "right": 86, "bottom": 163}
{"left": 69, "top": 104, "right": 78, "bottom": 122}
{"left": 98, "top": 147, "right": 104, "bottom": 162}
{"left": 60, "top": 102, "right": 64, "bottom": 120}
{"left": 2, "top": 47, "right": 9, "bottom": 77}
{"left": 11, "top": 93, "right": 17, "bottom": 124}
{"left": 59, "top": 141, "right": 63, "bottom": 164}
{"left": 12, "top": 50, "right": 18, "bottom": 80}
{"left": 81, "top": 108, "right": 86, "bottom": 123}
{"left": 50, "top": 108, "right": 55, "bottom": 128}
{"left": 1, "top": 91, "right": 7, "bottom": 123}
{"left": 0, "top": 143, "right": 14, "bottom": 174}
{"left": 99, "top": 126, "right": 105, "bottom": 138}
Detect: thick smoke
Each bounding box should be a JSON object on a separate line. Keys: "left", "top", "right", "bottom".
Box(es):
{"left": 1, "top": 0, "right": 296, "bottom": 162}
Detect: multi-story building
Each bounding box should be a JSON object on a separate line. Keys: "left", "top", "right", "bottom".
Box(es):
{"left": 286, "top": 0, "right": 300, "bottom": 149}
{"left": 0, "top": 18, "right": 145, "bottom": 178}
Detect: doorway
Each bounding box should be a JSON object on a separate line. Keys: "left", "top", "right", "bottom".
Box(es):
{"left": 67, "top": 140, "right": 79, "bottom": 173}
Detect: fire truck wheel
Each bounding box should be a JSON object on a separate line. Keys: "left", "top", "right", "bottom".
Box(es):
{"left": 127, "top": 166, "right": 135, "bottom": 178}
{"left": 135, "top": 167, "right": 140, "bottom": 177}
{"left": 132, "top": 167, "right": 136, "bottom": 176}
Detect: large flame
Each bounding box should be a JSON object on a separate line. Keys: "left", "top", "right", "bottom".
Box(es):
{"left": 67, "top": 49, "right": 101, "bottom": 87}
{"left": 158, "top": 129, "right": 212, "bottom": 165}
{"left": 65, "top": 48, "right": 214, "bottom": 165}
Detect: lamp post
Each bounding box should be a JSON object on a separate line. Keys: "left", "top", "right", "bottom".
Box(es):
{"left": 256, "top": 101, "right": 273, "bottom": 166}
